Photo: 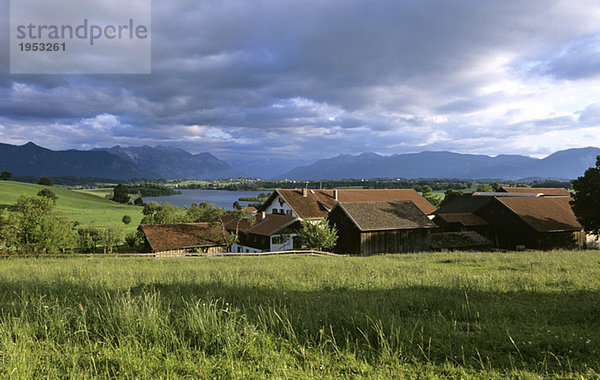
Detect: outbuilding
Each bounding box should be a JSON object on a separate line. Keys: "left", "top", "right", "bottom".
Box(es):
{"left": 328, "top": 200, "right": 437, "bottom": 255}
{"left": 138, "top": 223, "right": 228, "bottom": 255}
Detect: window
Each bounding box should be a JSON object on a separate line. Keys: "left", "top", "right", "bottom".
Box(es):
{"left": 280, "top": 208, "right": 285, "bottom": 214}
{"left": 272, "top": 209, "right": 278, "bottom": 214}
{"left": 286, "top": 210, "right": 292, "bottom": 216}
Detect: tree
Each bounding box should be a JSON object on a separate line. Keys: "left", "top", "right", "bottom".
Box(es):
{"left": 571, "top": 155, "right": 600, "bottom": 236}
{"left": 122, "top": 215, "right": 132, "bottom": 225}
{"left": 475, "top": 184, "right": 493, "bottom": 192}
{"left": 77, "top": 225, "right": 102, "bottom": 253}
{"left": 37, "top": 188, "right": 58, "bottom": 201}
{"left": 38, "top": 176, "right": 53, "bottom": 186}
{"left": 124, "top": 230, "right": 145, "bottom": 250}
{"left": 134, "top": 197, "right": 144, "bottom": 206}
{"left": 232, "top": 201, "right": 241, "bottom": 210}
{"left": 99, "top": 226, "right": 122, "bottom": 254}
{"left": 112, "top": 184, "right": 130, "bottom": 204}
{"left": 141, "top": 202, "right": 184, "bottom": 224}
{"left": 297, "top": 217, "right": 338, "bottom": 251}
{"left": 439, "top": 189, "right": 464, "bottom": 208}
{"left": 0, "top": 171, "right": 11, "bottom": 180}
{"left": 1, "top": 195, "right": 75, "bottom": 254}
{"left": 420, "top": 185, "right": 441, "bottom": 207}
{"left": 186, "top": 202, "right": 225, "bottom": 222}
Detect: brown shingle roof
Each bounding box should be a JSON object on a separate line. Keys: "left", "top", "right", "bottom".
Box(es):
{"left": 335, "top": 201, "right": 437, "bottom": 231}
{"left": 501, "top": 187, "right": 570, "bottom": 196}
{"left": 139, "top": 223, "right": 227, "bottom": 252}
{"left": 436, "top": 213, "right": 488, "bottom": 226}
{"left": 495, "top": 196, "right": 582, "bottom": 232}
{"left": 273, "top": 188, "right": 436, "bottom": 219}
{"left": 224, "top": 213, "right": 299, "bottom": 236}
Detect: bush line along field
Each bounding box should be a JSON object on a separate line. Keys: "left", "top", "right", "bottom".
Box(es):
{"left": 0, "top": 251, "right": 598, "bottom": 378}
{"left": 0, "top": 181, "right": 142, "bottom": 232}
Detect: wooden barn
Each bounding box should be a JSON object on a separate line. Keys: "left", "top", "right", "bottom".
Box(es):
{"left": 477, "top": 196, "right": 585, "bottom": 250}
{"left": 138, "top": 223, "right": 228, "bottom": 255}
{"left": 328, "top": 200, "right": 437, "bottom": 256}
{"left": 434, "top": 194, "right": 585, "bottom": 250}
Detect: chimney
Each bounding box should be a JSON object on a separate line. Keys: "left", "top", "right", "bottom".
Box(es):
{"left": 302, "top": 188, "right": 308, "bottom": 197}
{"left": 261, "top": 211, "right": 266, "bottom": 219}
{"left": 334, "top": 189, "right": 338, "bottom": 201}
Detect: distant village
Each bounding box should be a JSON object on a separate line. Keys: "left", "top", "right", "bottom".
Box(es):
{"left": 139, "top": 186, "right": 600, "bottom": 256}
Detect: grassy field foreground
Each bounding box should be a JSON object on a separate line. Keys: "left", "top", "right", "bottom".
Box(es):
{"left": 0, "top": 251, "right": 599, "bottom": 378}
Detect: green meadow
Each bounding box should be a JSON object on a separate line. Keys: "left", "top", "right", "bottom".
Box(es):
{"left": 0, "top": 181, "right": 142, "bottom": 232}
{"left": 0, "top": 251, "right": 598, "bottom": 378}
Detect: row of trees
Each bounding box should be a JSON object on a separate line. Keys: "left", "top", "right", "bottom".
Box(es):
{"left": 0, "top": 194, "right": 128, "bottom": 255}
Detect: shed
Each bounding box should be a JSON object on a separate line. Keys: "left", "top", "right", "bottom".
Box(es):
{"left": 478, "top": 196, "right": 585, "bottom": 250}
{"left": 138, "top": 223, "right": 228, "bottom": 255}
{"left": 328, "top": 200, "right": 437, "bottom": 255}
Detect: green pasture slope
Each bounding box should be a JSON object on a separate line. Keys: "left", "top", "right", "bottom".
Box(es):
{"left": 0, "top": 181, "right": 142, "bottom": 231}
{"left": 0, "top": 251, "right": 598, "bottom": 378}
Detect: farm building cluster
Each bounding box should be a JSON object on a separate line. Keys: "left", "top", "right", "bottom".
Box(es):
{"left": 138, "top": 186, "right": 597, "bottom": 256}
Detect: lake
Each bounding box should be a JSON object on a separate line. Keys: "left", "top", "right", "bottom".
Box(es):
{"left": 143, "top": 189, "right": 267, "bottom": 209}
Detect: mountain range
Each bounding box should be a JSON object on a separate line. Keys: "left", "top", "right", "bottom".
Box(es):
{"left": 94, "top": 145, "right": 240, "bottom": 179}
{"left": 0, "top": 142, "right": 598, "bottom": 181}
{"left": 0, "top": 142, "right": 237, "bottom": 180}
{"left": 278, "top": 148, "right": 600, "bottom": 180}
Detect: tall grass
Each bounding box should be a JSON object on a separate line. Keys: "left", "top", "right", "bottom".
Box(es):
{"left": 0, "top": 251, "right": 598, "bottom": 378}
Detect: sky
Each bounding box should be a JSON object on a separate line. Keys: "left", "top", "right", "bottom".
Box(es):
{"left": 2, "top": 0, "right": 600, "bottom": 166}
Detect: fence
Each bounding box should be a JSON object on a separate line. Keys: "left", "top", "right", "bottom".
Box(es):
{"left": 0, "top": 250, "right": 342, "bottom": 259}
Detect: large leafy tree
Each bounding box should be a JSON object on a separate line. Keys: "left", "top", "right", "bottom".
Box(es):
{"left": 297, "top": 217, "right": 338, "bottom": 251}
{"left": 571, "top": 155, "right": 600, "bottom": 236}
{"left": 112, "top": 184, "right": 130, "bottom": 204}
{"left": 38, "top": 176, "right": 53, "bottom": 186}
{"left": 186, "top": 202, "right": 225, "bottom": 222}
{"left": 141, "top": 202, "right": 184, "bottom": 224}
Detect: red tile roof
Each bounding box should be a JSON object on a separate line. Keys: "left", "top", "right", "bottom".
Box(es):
{"left": 272, "top": 188, "right": 436, "bottom": 219}
{"left": 224, "top": 213, "right": 299, "bottom": 236}
{"left": 501, "top": 187, "right": 570, "bottom": 196}
{"left": 496, "top": 196, "right": 582, "bottom": 232}
{"left": 139, "top": 223, "right": 227, "bottom": 252}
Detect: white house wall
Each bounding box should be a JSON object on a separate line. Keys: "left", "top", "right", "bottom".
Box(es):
{"left": 264, "top": 195, "right": 296, "bottom": 217}
{"left": 231, "top": 234, "right": 296, "bottom": 253}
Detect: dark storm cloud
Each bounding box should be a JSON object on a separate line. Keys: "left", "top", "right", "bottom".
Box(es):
{"left": 1, "top": 0, "right": 600, "bottom": 162}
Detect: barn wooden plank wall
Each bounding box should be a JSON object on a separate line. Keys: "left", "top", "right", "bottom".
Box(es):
{"left": 359, "top": 229, "right": 430, "bottom": 256}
